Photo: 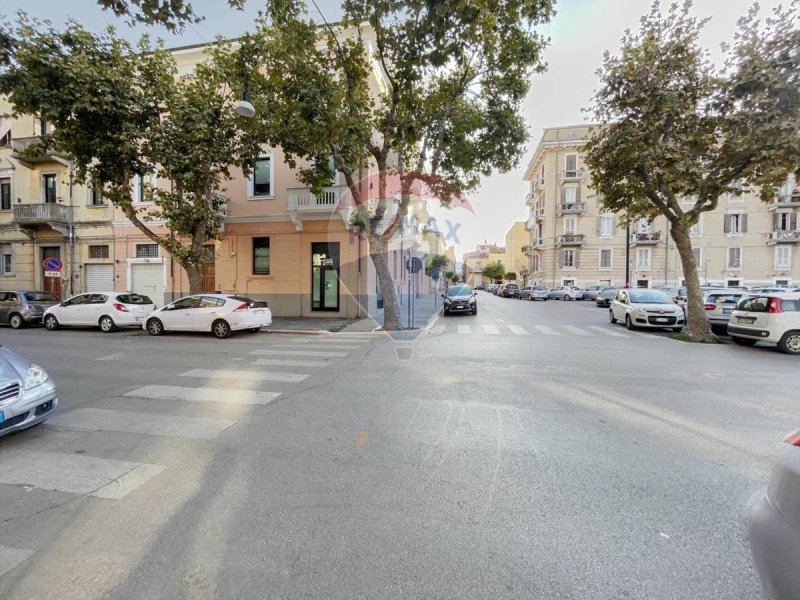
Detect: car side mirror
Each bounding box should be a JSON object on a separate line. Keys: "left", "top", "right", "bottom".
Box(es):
{"left": 441, "top": 294, "right": 445, "bottom": 297}
{"left": 60, "top": 302, "right": 66, "bottom": 307}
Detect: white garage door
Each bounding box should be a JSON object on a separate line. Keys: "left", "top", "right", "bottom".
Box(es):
{"left": 130, "top": 262, "right": 165, "bottom": 307}
{"left": 84, "top": 264, "right": 114, "bottom": 293}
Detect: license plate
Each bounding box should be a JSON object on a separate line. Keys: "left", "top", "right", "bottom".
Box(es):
{"left": 655, "top": 318, "right": 668, "bottom": 323}
{"left": 254, "top": 310, "right": 265, "bottom": 315}
{"left": 738, "top": 317, "right": 755, "bottom": 324}
{"left": 722, "top": 308, "right": 732, "bottom": 314}
{"left": 0, "top": 412, "right": 4, "bottom": 424}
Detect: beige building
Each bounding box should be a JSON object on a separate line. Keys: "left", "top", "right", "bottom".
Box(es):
{"left": 462, "top": 244, "right": 506, "bottom": 288}
{"left": 503, "top": 221, "right": 528, "bottom": 279}
{"left": 523, "top": 125, "right": 800, "bottom": 289}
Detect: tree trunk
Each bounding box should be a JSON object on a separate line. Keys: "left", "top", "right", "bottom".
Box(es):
{"left": 185, "top": 263, "right": 203, "bottom": 295}
{"left": 670, "top": 222, "right": 716, "bottom": 342}
{"left": 369, "top": 237, "right": 403, "bottom": 330}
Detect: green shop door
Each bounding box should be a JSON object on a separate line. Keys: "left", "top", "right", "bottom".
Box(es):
{"left": 311, "top": 242, "right": 340, "bottom": 311}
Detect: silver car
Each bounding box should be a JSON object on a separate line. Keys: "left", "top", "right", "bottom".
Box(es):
{"left": 702, "top": 290, "right": 746, "bottom": 329}
{"left": 527, "top": 286, "right": 549, "bottom": 301}
{"left": 0, "top": 345, "right": 58, "bottom": 438}
{"left": 750, "top": 429, "right": 800, "bottom": 599}
{"left": 0, "top": 290, "right": 60, "bottom": 328}
{"left": 548, "top": 286, "right": 584, "bottom": 300}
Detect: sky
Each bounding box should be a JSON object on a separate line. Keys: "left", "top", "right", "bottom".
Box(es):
{"left": 0, "top": 0, "right": 787, "bottom": 255}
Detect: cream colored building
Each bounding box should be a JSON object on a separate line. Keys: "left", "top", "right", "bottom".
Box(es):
{"left": 462, "top": 244, "right": 505, "bottom": 288}
{"left": 503, "top": 221, "right": 528, "bottom": 279}
{"left": 523, "top": 125, "right": 800, "bottom": 289}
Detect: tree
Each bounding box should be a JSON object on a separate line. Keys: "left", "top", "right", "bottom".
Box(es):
{"left": 482, "top": 261, "right": 506, "bottom": 283}
{"left": 94, "top": 0, "right": 246, "bottom": 31}
{"left": 504, "top": 272, "right": 517, "bottom": 281}
{"left": 448, "top": 272, "right": 460, "bottom": 284}
{"left": 425, "top": 254, "right": 449, "bottom": 278}
{"left": 584, "top": 0, "right": 800, "bottom": 342}
{"left": 239, "top": 0, "right": 553, "bottom": 329}
{"left": 0, "top": 18, "right": 263, "bottom": 293}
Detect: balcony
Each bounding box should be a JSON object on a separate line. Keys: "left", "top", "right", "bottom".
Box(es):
{"left": 13, "top": 203, "right": 71, "bottom": 227}
{"left": 768, "top": 230, "right": 800, "bottom": 244}
{"left": 10, "top": 136, "right": 66, "bottom": 166}
{"left": 556, "top": 234, "right": 584, "bottom": 246}
{"left": 768, "top": 193, "right": 800, "bottom": 210}
{"left": 287, "top": 185, "right": 347, "bottom": 231}
{"left": 522, "top": 244, "right": 537, "bottom": 255}
{"left": 629, "top": 231, "right": 662, "bottom": 245}
{"left": 557, "top": 202, "right": 586, "bottom": 216}
{"left": 560, "top": 169, "right": 586, "bottom": 182}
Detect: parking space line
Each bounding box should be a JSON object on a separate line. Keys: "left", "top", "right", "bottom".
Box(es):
{"left": 249, "top": 349, "right": 350, "bottom": 358}
{"left": 507, "top": 325, "right": 529, "bottom": 335}
{"left": 180, "top": 368, "right": 308, "bottom": 383}
{"left": 530, "top": 325, "right": 560, "bottom": 336}
{"left": 289, "top": 339, "right": 364, "bottom": 346}
{"left": 125, "top": 385, "right": 280, "bottom": 405}
{"left": 562, "top": 325, "right": 591, "bottom": 336}
{"left": 457, "top": 325, "right": 471, "bottom": 335}
{"left": 253, "top": 358, "right": 331, "bottom": 368}
{"left": 48, "top": 408, "right": 237, "bottom": 440}
{"left": 269, "top": 344, "right": 361, "bottom": 351}
{"left": 0, "top": 545, "right": 34, "bottom": 578}
{"left": 587, "top": 326, "right": 628, "bottom": 338}
{"left": 483, "top": 324, "right": 501, "bottom": 335}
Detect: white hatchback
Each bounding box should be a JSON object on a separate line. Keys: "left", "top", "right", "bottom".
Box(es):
{"left": 609, "top": 288, "right": 686, "bottom": 331}
{"left": 43, "top": 292, "right": 156, "bottom": 333}
{"left": 728, "top": 293, "right": 800, "bottom": 354}
{"left": 144, "top": 294, "right": 272, "bottom": 339}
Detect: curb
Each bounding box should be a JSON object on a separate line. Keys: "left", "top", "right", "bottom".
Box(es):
{"left": 262, "top": 329, "right": 332, "bottom": 336}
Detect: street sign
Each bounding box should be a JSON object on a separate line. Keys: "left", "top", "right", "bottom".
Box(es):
{"left": 43, "top": 257, "right": 63, "bottom": 272}
{"left": 44, "top": 271, "right": 60, "bottom": 278}
{"left": 406, "top": 257, "right": 423, "bottom": 274}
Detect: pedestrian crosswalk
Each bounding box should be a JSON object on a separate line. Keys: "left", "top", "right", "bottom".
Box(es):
{"left": 0, "top": 335, "right": 368, "bottom": 577}
{"left": 430, "top": 322, "right": 649, "bottom": 339}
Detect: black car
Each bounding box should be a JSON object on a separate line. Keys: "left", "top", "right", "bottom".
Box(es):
{"left": 595, "top": 287, "right": 619, "bottom": 308}
{"left": 442, "top": 284, "right": 477, "bottom": 315}
{"left": 502, "top": 283, "right": 520, "bottom": 298}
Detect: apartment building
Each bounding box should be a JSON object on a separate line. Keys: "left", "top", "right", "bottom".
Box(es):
{"left": 503, "top": 221, "right": 528, "bottom": 278}
{"left": 523, "top": 125, "right": 800, "bottom": 289}
{"left": 462, "top": 244, "right": 506, "bottom": 288}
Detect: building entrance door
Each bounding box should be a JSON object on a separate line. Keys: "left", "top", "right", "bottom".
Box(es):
{"left": 311, "top": 242, "right": 340, "bottom": 311}
{"left": 41, "top": 246, "right": 62, "bottom": 298}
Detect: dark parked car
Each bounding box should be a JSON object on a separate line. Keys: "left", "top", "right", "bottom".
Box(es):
{"left": 502, "top": 283, "right": 520, "bottom": 298}
{"left": 442, "top": 284, "right": 477, "bottom": 316}
{"left": 0, "top": 291, "right": 60, "bottom": 328}
{"left": 750, "top": 429, "right": 800, "bottom": 599}
{"left": 595, "top": 287, "right": 619, "bottom": 308}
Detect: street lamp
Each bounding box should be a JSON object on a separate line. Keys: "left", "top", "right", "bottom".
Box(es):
{"left": 234, "top": 81, "right": 255, "bottom": 118}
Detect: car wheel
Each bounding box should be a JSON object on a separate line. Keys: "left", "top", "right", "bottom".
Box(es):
{"left": 625, "top": 314, "right": 636, "bottom": 330}
{"left": 731, "top": 336, "right": 757, "bottom": 347}
{"left": 609, "top": 310, "right": 617, "bottom": 324}
{"left": 777, "top": 330, "right": 800, "bottom": 355}
{"left": 212, "top": 319, "right": 232, "bottom": 339}
{"left": 443, "top": 309, "right": 449, "bottom": 316}
{"left": 248, "top": 327, "right": 261, "bottom": 333}
{"left": 44, "top": 315, "right": 59, "bottom": 331}
{"left": 9, "top": 313, "right": 25, "bottom": 329}
{"left": 146, "top": 318, "right": 164, "bottom": 336}
{"left": 471, "top": 306, "right": 478, "bottom": 315}
{"left": 99, "top": 315, "right": 117, "bottom": 333}
{"left": 563, "top": 294, "right": 570, "bottom": 301}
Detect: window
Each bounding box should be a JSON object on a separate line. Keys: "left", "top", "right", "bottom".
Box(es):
{"left": 726, "top": 279, "right": 741, "bottom": 288}
{"left": 636, "top": 247, "right": 651, "bottom": 269}
{"left": 136, "top": 244, "right": 159, "bottom": 258}
{"left": 89, "top": 245, "right": 109, "bottom": 259}
{"left": 565, "top": 154, "right": 578, "bottom": 176}
{"left": 170, "top": 296, "right": 201, "bottom": 310}
{"left": 134, "top": 172, "right": 156, "bottom": 203}
{"left": 249, "top": 155, "right": 273, "bottom": 197}
{"left": 563, "top": 187, "right": 577, "bottom": 204}
{"left": 43, "top": 173, "right": 57, "bottom": 203}
{"left": 563, "top": 217, "right": 576, "bottom": 234}
{"left": 599, "top": 249, "right": 612, "bottom": 269}
{"left": 39, "top": 119, "right": 48, "bottom": 135}
{"left": 253, "top": 237, "right": 270, "bottom": 275}
{"left": 539, "top": 164, "right": 545, "bottom": 184}
{"left": 199, "top": 296, "right": 225, "bottom": 308}
{"left": 689, "top": 216, "right": 702, "bottom": 236}
{"left": 562, "top": 279, "right": 575, "bottom": 286}
{"left": 725, "top": 213, "right": 747, "bottom": 234}
{"left": 1, "top": 244, "right": 11, "bottom": 274}
{"left": 599, "top": 279, "right": 612, "bottom": 286}
{"left": 89, "top": 186, "right": 105, "bottom": 206}
{"left": 692, "top": 247, "right": 702, "bottom": 266}
{"left": 116, "top": 294, "right": 153, "bottom": 305}
{"left": 562, "top": 249, "right": 576, "bottom": 268}
{"left": 636, "top": 219, "right": 651, "bottom": 234}
{"left": 776, "top": 279, "right": 790, "bottom": 287}
{"left": 598, "top": 215, "right": 614, "bottom": 237}
{"left": 775, "top": 246, "right": 791, "bottom": 270}
{"left": 775, "top": 212, "right": 797, "bottom": 231}
{"left": 727, "top": 247, "right": 742, "bottom": 269}
{"left": 0, "top": 177, "right": 10, "bottom": 210}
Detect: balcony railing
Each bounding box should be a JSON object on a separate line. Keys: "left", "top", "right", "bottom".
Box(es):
{"left": 10, "top": 136, "right": 63, "bottom": 164}
{"left": 629, "top": 231, "right": 662, "bottom": 244}
{"left": 13, "top": 203, "right": 70, "bottom": 225}
{"left": 287, "top": 185, "right": 346, "bottom": 211}
{"left": 560, "top": 169, "right": 586, "bottom": 182}
{"left": 773, "top": 194, "right": 800, "bottom": 208}
{"left": 557, "top": 202, "right": 586, "bottom": 215}
{"left": 768, "top": 230, "right": 800, "bottom": 243}
{"left": 556, "top": 233, "right": 584, "bottom": 246}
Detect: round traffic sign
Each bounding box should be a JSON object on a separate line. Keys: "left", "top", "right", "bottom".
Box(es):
{"left": 43, "top": 258, "right": 63, "bottom": 271}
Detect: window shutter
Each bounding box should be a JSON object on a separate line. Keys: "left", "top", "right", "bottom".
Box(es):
{"left": 574, "top": 251, "right": 580, "bottom": 268}
{"left": 596, "top": 218, "right": 602, "bottom": 236}
{"left": 560, "top": 188, "right": 566, "bottom": 203}
{"left": 791, "top": 213, "right": 798, "bottom": 230}
{"left": 741, "top": 213, "right": 748, "bottom": 233}
{"left": 559, "top": 251, "right": 565, "bottom": 268}
{"left": 774, "top": 214, "right": 782, "bottom": 229}
{"left": 612, "top": 215, "right": 617, "bottom": 235}
{"left": 723, "top": 215, "right": 730, "bottom": 233}
{"left": 576, "top": 187, "right": 582, "bottom": 203}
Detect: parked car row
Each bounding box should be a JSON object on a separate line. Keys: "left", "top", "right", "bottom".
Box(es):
{"left": 0, "top": 290, "right": 272, "bottom": 339}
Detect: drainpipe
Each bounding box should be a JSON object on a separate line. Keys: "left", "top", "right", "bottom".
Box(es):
{"left": 664, "top": 221, "right": 669, "bottom": 286}
{"left": 68, "top": 165, "right": 75, "bottom": 296}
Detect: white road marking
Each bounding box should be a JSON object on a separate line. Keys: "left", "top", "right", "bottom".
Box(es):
{"left": 125, "top": 385, "right": 280, "bottom": 405}
{"left": 289, "top": 339, "right": 364, "bottom": 346}
{"left": 456, "top": 324, "right": 471, "bottom": 334}
{"left": 0, "top": 451, "right": 166, "bottom": 498}
{"left": 0, "top": 546, "right": 33, "bottom": 578}
{"left": 562, "top": 325, "right": 591, "bottom": 336}
{"left": 483, "top": 324, "right": 501, "bottom": 335}
{"left": 97, "top": 353, "right": 124, "bottom": 362}
{"left": 587, "top": 326, "right": 628, "bottom": 338}
{"left": 270, "top": 344, "right": 361, "bottom": 351}
{"left": 530, "top": 325, "right": 560, "bottom": 336}
{"left": 249, "top": 349, "right": 349, "bottom": 358}
{"left": 180, "top": 368, "right": 308, "bottom": 383}
{"left": 507, "top": 325, "right": 529, "bottom": 335}
{"left": 253, "top": 358, "right": 330, "bottom": 368}
{"left": 48, "top": 408, "right": 236, "bottom": 440}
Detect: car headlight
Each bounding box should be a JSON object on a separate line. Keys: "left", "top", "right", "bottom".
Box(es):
{"left": 469, "top": 298, "right": 476, "bottom": 304}
{"left": 444, "top": 298, "right": 452, "bottom": 305}
{"left": 24, "top": 363, "right": 50, "bottom": 390}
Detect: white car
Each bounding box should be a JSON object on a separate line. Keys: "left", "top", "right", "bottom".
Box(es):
{"left": 44, "top": 292, "right": 156, "bottom": 333}
{"left": 727, "top": 292, "right": 800, "bottom": 354}
{"left": 609, "top": 288, "right": 686, "bottom": 332}
{"left": 144, "top": 294, "right": 272, "bottom": 339}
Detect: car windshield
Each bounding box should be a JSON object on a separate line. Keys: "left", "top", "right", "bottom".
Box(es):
{"left": 629, "top": 291, "right": 673, "bottom": 304}
{"left": 23, "top": 292, "right": 58, "bottom": 302}
{"left": 447, "top": 285, "right": 472, "bottom": 296}
{"left": 601, "top": 289, "right": 618, "bottom": 298}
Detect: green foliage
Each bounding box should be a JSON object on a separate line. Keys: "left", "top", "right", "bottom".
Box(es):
{"left": 504, "top": 272, "right": 517, "bottom": 281}
{"left": 482, "top": 261, "right": 505, "bottom": 283}
{"left": 0, "top": 18, "right": 264, "bottom": 284}
{"left": 95, "top": 0, "right": 246, "bottom": 32}
{"left": 425, "top": 254, "right": 449, "bottom": 276}
{"left": 444, "top": 271, "right": 458, "bottom": 284}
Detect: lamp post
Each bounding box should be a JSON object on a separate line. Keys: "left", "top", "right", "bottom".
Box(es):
{"left": 625, "top": 223, "right": 631, "bottom": 288}
{"left": 234, "top": 80, "right": 256, "bottom": 118}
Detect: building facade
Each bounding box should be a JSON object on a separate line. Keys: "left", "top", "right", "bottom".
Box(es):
{"left": 523, "top": 125, "right": 800, "bottom": 289}
{"left": 503, "top": 221, "right": 528, "bottom": 279}
{"left": 462, "top": 244, "right": 506, "bottom": 288}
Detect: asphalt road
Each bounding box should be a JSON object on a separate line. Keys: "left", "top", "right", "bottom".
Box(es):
{"left": 0, "top": 292, "right": 797, "bottom": 599}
